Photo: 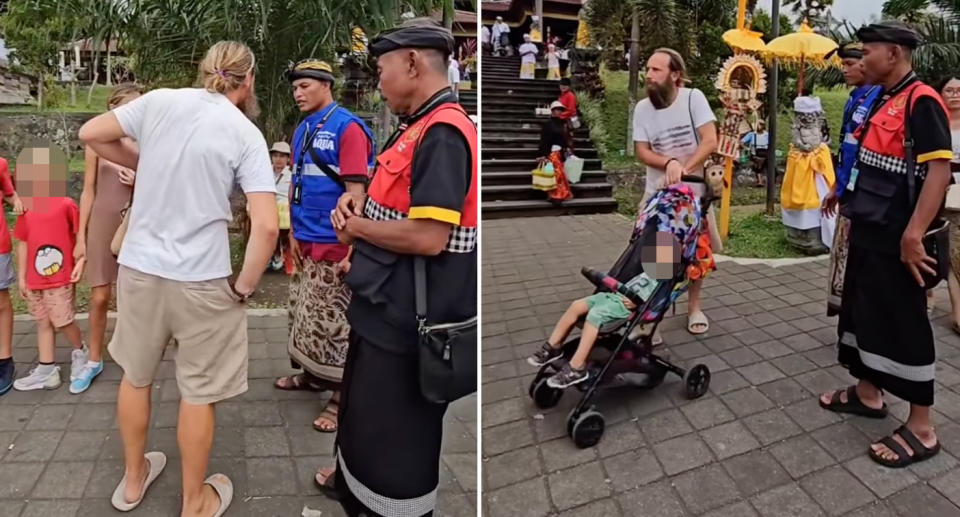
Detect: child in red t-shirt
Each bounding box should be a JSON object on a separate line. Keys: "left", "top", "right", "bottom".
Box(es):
{"left": 0, "top": 156, "right": 24, "bottom": 396}
{"left": 11, "top": 146, "right": 86, "bottom": 392}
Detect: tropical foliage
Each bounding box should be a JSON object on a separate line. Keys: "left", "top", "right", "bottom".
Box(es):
{"left": 1, "top": 0, "right": 463, "bottom": 138}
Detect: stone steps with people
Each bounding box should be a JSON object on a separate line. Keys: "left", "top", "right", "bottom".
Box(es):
{"left": 481, "top": 55, "right": 615, "bottom": 218}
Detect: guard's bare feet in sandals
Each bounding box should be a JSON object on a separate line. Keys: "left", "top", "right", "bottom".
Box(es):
{"left": 313, "top": 392, "right": 340, "bottom": 433}
{"left": 870, "top": 424, "right": 940, "bottom": 468}
{"left": 819, "top": 384, "right": 887, "bottom": 418}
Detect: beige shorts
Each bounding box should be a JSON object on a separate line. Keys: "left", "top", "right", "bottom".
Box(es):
{"left": 108, "top": 266, "right": 248, "bottom": 405}
{"left": 26, "top": 284, "right": 76, "bottom": 327}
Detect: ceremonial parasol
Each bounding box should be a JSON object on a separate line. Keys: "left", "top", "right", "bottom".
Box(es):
{"left": 722, "top": 28, "right": 768, "bottom": 53}
{"left": 765, "top": 19, "right": 839, "bottom": 94}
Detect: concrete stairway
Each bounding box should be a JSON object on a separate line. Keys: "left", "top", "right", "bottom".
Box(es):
{"left": 481, "top": 55, "right": 616, "bottom": 218}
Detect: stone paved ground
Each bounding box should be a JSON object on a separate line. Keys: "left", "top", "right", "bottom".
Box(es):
{"left": 481, "top": 214, "right": 960, "bottom": 517}
{"left": 0, "top": 313, "right": 476, "bottom": 517}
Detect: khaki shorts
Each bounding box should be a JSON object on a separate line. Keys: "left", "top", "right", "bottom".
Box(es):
{"left": 108, "top": 266, "right": 248, "bottom": 405}
{"left": 26, "top": 284, "right": 75, "bottom": 327}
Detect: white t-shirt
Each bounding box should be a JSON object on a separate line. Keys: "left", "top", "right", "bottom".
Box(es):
{"left": 951, "top": 128, "right": 960, "bottom": 183}
{"left": 519, "top": 43, "right": 538, "bottom": 64}
{"left": 633, "top": 87, "right": 716, "bottom": 196}
{"left": 448, "top": 61, "right": 461, "bottom": 84}
{"left": 482, "top": 26, "right": 491, "bottom": 43}
{"left": 113, "top": 88, "right": 275, "bottom": 281}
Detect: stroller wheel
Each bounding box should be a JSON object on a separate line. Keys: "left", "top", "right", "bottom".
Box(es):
{"left": 568, "top": 409, "right": 605, "bottom": 449}
{"left": 530, "top": 375, "right": 564, "bottom": 409}
{"left": 683, "top": 364, "right": 711, "bottom": 399}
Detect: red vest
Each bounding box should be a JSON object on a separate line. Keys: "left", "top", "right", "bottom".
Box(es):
{"left": 364, "top": 102, "right": 478, "bottom": 253}
{"left": 855, "top": 82, "right": 949, "bottom": 166}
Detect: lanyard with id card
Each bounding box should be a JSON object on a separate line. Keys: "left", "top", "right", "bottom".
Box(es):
{"left": 292, "top": 104, "right": 339, "bottom": 205}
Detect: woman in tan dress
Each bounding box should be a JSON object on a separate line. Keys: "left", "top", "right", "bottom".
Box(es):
{"left": 72, "top": 84, "right": 142, "bottom": 393}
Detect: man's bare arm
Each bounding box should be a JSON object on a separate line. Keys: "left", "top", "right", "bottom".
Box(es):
{"left": 635, "top": 141, "right": 676, "bottom": 169}
{"left": 346, "top": 217, "right": 452, "bottom": 256}
{"left": 78, "top": 112, "right": 139, "bottom": 170}
{"left": 683, "top": 122, "right": 718, "bottom": 173}
{"left": 906, "top": 160, "right": 951, "bottom": 238}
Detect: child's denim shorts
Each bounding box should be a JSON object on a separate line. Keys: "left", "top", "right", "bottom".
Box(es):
{"left": 0, "top": 253, "right": 16, "bottom": 290}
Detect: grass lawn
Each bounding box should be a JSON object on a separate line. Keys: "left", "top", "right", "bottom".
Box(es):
{"left": 722, "top": 205, "right": 804, "bottom": 259}
{"left": 0, "top": 84, "right": 111, "bottom": 115}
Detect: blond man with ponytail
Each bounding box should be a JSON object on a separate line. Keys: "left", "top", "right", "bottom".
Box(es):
{"left": 79, "top": 41, "right": 278, "bottom": 516}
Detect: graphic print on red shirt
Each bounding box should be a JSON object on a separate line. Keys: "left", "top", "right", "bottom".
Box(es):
{"left": 0, "top": 158, "right": 17, "bottom": 255}
{"left": 13, "top": 197, "right": 80, "bottom": 290}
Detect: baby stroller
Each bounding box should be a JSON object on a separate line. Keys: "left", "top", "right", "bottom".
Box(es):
{"left": 528, "top": 176, "right": 716, "bottom": 448}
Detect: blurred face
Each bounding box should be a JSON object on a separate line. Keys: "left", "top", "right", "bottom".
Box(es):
{"left": 16, "top": 145, "right": 69, "bottom": 213}
{"left": 292, "top": 78, "right": 331, "bottom": 113}
{"left": 377, "top": 50, "right": 420, "bottom": 115}
{"left": 861, "top": 42, "right": 897, "bottom": 85}
{"left": 640, "top": 231, "right": 681, "bottom": 280}
{"left": 841, "top": 57, "right": 865, "bottom": 87}
{"left": 942, "top": 78, "right": 960, "bottom": 113}
{"left": 559, "top": 84, "right": 569, "bottom": 93}
{"left": 551, "top": 107, "right": 563, "bottom": 118}
{"left": 270, "top": 152, "right": 289, "bottom": 174}
{"left": 645, "top": 52, "right": 678, "bottom": 109}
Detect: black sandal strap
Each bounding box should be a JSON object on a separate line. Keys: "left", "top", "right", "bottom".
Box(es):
{"left": 830, "top": 388, "right": 846, "bottom": 405}
{"left": 844, "top": 385, "right": 862, "bottom": 406}
{"left": 894, "top": 425, "right": 929, "bottom": 455}
{"left": 878, "top": 435, "right": 910, "bottom": 461}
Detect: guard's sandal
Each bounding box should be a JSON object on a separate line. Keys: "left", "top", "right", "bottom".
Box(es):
{"left": 869, "top": 425, "right": 940, "bottom": 468}
{"left": 111, "top": 451, "right": 167, "bottom": 511}
{"left": 687, "top": 311, "right": 709, "bottom": 335}
{"left": 204, "top": 473, "right": 234, "bottom": 517}
{"left": 819, "top": 386, "right": 888, "bottom": 419}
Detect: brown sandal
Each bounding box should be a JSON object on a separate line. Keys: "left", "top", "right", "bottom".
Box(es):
{"left": 274, "top": 373, "right": 330, "bottom": 392}
{"left": 313, "top": 394, "right": 340, "bottom": 433}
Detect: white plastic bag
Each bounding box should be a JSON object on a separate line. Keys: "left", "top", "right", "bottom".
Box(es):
{"left": 564, "top": 155, "right": 585, "bottom": 183}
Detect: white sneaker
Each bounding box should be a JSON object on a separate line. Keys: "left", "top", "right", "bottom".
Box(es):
{"left": 70, "top": 346, "right": 88, "bottom": 382}
{"left": 13, "top": 365, "right": 61, "bottom": 391}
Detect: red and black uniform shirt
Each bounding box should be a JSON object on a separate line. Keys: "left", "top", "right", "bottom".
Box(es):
{"left": 346, "top": 88, "right": 478, "bottom": 354}
{"left": 843, "top": 72, "right": 953, "bottom": 253}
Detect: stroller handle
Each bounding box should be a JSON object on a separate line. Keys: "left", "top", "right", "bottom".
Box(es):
{"left": 581, "top": 267, "right": 645, "bottom": 306}
{"left": 679, "top": 174, "right": 706, "bottom": 184}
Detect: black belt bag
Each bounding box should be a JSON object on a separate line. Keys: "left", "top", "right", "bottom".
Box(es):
{"left": 414, "top": 257, "right": 477, "bottom": 404}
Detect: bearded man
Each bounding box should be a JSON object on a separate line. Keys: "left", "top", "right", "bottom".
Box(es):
{"left": 632, "top": 47, "right": 718, "bottom": 337}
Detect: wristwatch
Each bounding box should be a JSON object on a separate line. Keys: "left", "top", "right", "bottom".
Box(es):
{"left": 228, "top": 279, "right": 252, "bottom": 303}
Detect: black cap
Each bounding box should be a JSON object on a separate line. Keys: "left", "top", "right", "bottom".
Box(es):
{"left": 857, "top": 20, "right": 921, "bottom": 49}
{"left": 560, "top": 77, "right": 571, "bottom": 86}
{"left": 829, "top": 42, "right": 863, "bottom": 60}
{"left": 286, "top": 59, "right": 336, "bottom": 83}
{"left": 370, "top": 23, "right": 455, "bottom": 58}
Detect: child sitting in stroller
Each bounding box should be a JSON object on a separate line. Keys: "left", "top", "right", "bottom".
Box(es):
{"left": 528, "top": 230, "right": 682, "bottom": 388}
{"left": 527, "top": 168, "right": 726, "bottom": 390}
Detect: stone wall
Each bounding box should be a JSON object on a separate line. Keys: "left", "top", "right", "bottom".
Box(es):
{"left": 0, "top": 112, "right": 94, "bottom": 161}
{"left": 0, "top": 68, "right": 34, "bottom": 106}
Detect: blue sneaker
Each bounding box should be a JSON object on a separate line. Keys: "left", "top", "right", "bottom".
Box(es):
{"left": 0, "top": 360, "right": 13, "bottom": 396}
{"left": 69, "top": 361, "right": 103, "bottom": 394}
